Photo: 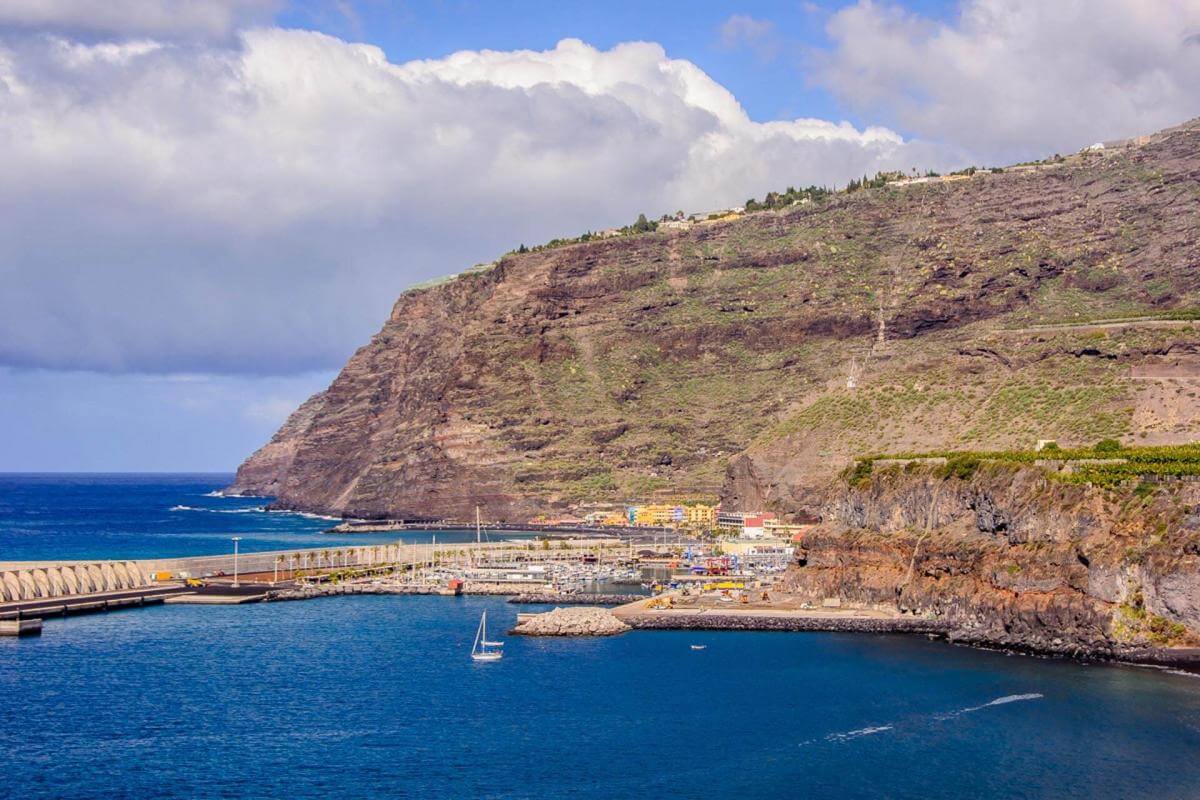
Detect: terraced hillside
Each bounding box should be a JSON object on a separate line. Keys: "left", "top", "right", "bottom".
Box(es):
{"left": 232, "top": 119, "right": 1200, "bottom": 521}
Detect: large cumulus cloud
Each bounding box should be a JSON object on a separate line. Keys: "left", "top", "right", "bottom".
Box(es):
{"left": 0, "top": 31, "right": 920, "bottom": 376}
{"left": 817, "top": 0, "right": 1200, "bottom": 163}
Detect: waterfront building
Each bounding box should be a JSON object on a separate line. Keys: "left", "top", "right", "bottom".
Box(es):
{"left": 718, "top": 537, "right": 795, "bottom": 569}
{"left": 716, "top": 510, "right": 748, "bottom": 533}
{"left": 741, "top": 514, "right": 777, "bottom": 538}
{"left": 716, "top": 510, "right": 777, "bottom": 536}
{"left": 634, "top": 504, "right": 678, "bottom": 526}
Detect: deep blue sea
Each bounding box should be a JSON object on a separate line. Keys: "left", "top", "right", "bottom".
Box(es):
{"left": 0, "top": 473, "right": 507, "bottom": 561}
{"left": 4, "top": 475, "right": 1200, "bottom": 799}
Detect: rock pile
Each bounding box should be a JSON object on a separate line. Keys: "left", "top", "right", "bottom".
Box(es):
{"left": 508, "top": 593, "right": 643, "bottom": 606}
{"left": 510, "top": 606, "right": 630, "bottom": 636}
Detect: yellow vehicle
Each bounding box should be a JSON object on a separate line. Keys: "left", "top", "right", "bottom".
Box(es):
{"left": 185, "top": 578, "right": 205, "bottom": 588}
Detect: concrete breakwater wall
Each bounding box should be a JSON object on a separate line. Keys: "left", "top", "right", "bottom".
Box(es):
{"left": 0, "top": 561, "right": 150, "bottom": 603}
{"left": 624, "top": 613, "right": 951, "bottom": 635}
{"left": 508, "top": 593, "right": 644, "bottom": 606}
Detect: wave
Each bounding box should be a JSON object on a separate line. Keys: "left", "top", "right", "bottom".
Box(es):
{"left": 169, "top": 505, "right": 266, "bottom": 514}
{"left": 1161, "top": 669, "right": 1200, "bottom": 679}
{"left": 171, "top": 504, "right": 342, "bottom": 521}
{"left": 1128, "top": 663, "right": 1200, "bottom": 679}
{"left": 266, "top": 509, "right": 341, "bottom": 521}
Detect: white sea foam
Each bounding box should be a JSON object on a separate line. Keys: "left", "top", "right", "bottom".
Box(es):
{"left": 266, "top": 509, "right": 341, "bottom": 521}
{"left": 950, "top": 693, "right": 1044, "bottom": 716}
{"left": 826, "top": 725, "right": 893, "bottom": 742}
{"left": 811, "top": 692, "right": 1043, "bottom": 749}
{"left": 169, "top": 505, "right": 265, "bottom": 514}
{"left": 1161, "top": 669, "right": 1200, "bottom": 679}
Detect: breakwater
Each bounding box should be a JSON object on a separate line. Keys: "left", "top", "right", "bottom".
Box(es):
{"left": 511, "top": 606, "right": 631, "bottom": 636}
{"left": 266, "top": 584, "right": 458, "bottom": 602}
{"left": 508, "top": 593, "right": 643, "bottom": 606}
{"left": 624, "top": 613, "right": 951, "bottom": 635}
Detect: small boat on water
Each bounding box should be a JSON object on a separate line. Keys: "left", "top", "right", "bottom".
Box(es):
{"left": 690, "top": 645, "right": 707, "bottom": 651}
{"left": 471, "top": 611, "right": 503, "bottom": 662}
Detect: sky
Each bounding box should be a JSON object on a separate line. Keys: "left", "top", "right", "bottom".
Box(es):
{"left": 1, "top": 0, "right": 1198, "bottom": 472}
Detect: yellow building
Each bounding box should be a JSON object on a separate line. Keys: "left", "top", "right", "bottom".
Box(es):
{"left": 634, "top": 504, "right": 678, "bottom": 526}
{"left": 686, "top": 504, "right": 717, "bottom": 527}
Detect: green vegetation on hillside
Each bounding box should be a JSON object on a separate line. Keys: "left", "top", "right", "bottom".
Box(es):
{"left": 849, "top": 442, "right": 1200, "bottom": 488}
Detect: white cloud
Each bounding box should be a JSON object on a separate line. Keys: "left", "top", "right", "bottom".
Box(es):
{"left": 0, "top": 31, "right": 920, "bottom": 376}
{"left": 718, "top": 14, "right": 780, "bottom": 62}
{"left": 817, "top": 0, "right": 1200, "bottom": 163}
{"left": 0, "top": 0, "right": 281, "bottom": 39}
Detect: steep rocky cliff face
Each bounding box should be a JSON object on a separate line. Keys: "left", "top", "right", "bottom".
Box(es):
{"left": 783, "top": 464, "right": 1200, "bottom": 658}
{"left": 232, "top": 119, "right": 1200, "bottom": 521}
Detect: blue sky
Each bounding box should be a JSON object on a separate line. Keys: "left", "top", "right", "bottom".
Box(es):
{"left": 0, "top": 0, "right": 1197, "bottom": 472}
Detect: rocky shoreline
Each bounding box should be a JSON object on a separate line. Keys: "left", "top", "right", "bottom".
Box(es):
{"left": 943, "top": 631, "right": 1200, "bottom": 669}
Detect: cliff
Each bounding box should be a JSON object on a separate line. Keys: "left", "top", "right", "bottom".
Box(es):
{"left": 231, "top": 118, "right": 1200, "bottom": 521}
{"left": 783, "top": 462, "right": 1200, "bottom": 660}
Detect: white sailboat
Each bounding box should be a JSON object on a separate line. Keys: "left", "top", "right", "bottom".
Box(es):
{"left": 471, "top": 610, "right": 503, "bottom": 661}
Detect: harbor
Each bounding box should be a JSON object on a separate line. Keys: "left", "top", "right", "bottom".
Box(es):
{"left": 1, "top": 525, "right": 952, "bottom": 644}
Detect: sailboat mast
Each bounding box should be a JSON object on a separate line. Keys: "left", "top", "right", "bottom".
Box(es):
{"left": 472, "top": 612, "right": 484, "bottom": 655}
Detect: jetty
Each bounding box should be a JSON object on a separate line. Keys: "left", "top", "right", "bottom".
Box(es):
{"left": 508, "top": 593, "right": 643, "bottom": 606}
{"left": 610, "top": 594, "right": 950, "bottom": 636}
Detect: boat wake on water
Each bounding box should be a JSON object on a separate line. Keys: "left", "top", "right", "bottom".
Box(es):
{"left": 946, "top": 693, "right": 1044, "bottom": 717}
{"left": 825, "top": 726, "right": 894, "bottom": 742}
{"left": 804, "top": 693, "right": 1043, "bottom": 747}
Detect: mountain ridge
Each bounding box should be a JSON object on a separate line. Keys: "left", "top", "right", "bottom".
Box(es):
{"left": 231, "top": 117, "right": 1200, "bottom": 523}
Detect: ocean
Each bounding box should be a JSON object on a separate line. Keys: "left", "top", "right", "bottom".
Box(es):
{"left": 3, "top": 474, "right": 1200, "bottom": 799}
{"left": 0, "top": 473, "right": 507, "bottom": 562}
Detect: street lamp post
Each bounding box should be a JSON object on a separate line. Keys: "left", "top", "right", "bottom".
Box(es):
{"left": 231, "top": 536, "right": 242, "bottom": 588}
